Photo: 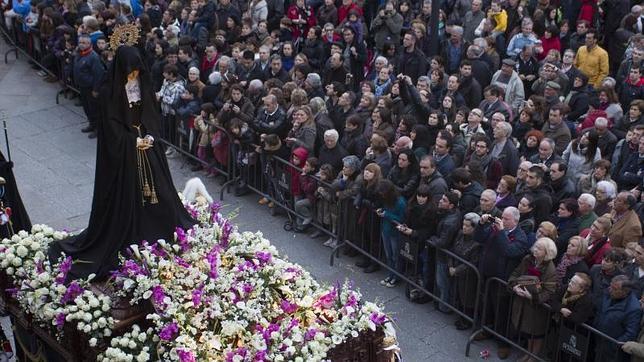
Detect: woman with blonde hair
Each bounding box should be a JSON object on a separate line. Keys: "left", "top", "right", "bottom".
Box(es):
{"left": 535, "top": 221, "right": 558, "bottom": 241}
{"left": 286, "top": 105, "right": 317, "bottom": 152}
{"left": 554, "top": 236, "right": 589, "bottom": 291}
{"left": 509, "top": 237, "right": 558, "bottom": 362}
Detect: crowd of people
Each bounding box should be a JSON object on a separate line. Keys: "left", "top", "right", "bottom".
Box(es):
{"left": 3, "top": 0, "right": 644, "bottom": 360}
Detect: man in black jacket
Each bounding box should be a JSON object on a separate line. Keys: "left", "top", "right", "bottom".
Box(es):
{"left": 427, "top": 192, "right": 462, "bottom": 313}
{"left": 394, "top": 32, "right": 428, "bottom": 84}
{"left": 548, "top": 161, "right": 576, "bottom": 213}
{"left": 252, "top": 94, "right": 289, "bottom": 139}
{"left": 458, "top": 60, "right": 482, "bottom": 109}
{"left": 341, "top": 26, "right": 367, "bottom": 89}
{"left": 517, "top": 165, "right": 553, "bottom": 225}
{"left": 418, "top": 155, "right": 449, "bottom": 206}
{"left": 473, "top": 207, "right": 530, "bottom": 359}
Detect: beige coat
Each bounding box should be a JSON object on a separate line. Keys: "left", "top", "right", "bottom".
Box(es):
{"left": 608, "top": 210, "right": 642, "bottom": 248}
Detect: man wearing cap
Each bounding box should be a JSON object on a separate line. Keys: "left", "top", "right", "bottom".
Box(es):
{"left": 491, "top": 58, "right": 525, "bottom": 115}
{"left": 531, "top": 62, "right": 569, "bottom": 96}
{"left": 575, "top": 29, "right": 609, "bottom": 88}
{"left": 543, "top": 81, "right": 562, "bottom": 109}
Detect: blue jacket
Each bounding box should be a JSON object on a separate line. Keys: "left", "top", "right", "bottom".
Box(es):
{"left": 475, "top": 223, "right": 531, "bottom": 280}
{"left": 381, "top": 196, "right": 406, "bottom": 238}
{"left": 594, "top": 291, "right": 642, "bottom": 361}
{"left": 72, "top": 50, "right": 104, "bottom": 92}
{"left": 11, "top": 0, "right": 30, "bottom": 17}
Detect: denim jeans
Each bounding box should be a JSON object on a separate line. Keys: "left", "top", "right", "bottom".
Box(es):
{"left": 435, "top": 261, "right": 450, "bottom": 312}
{"left": 381, "top": 231, "right": 400, "bottom": 280}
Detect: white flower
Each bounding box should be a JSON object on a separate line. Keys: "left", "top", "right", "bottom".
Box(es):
{"left": 89, "top": 338, "right": 97, "bottom": 347}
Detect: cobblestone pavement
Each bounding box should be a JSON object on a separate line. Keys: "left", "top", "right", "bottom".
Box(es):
{"left": 0, "top": 38, "right": 510, "bottom": 361}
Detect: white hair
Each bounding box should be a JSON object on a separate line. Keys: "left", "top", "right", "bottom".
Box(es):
{"left": 594, "top": 117, "right": 609, "bottom": 128}
{"left": 597, "top": 181, "right": 617, "bottom": 199}
{"left": 324, "top": 129, "right": 339, "bottom": 141}
{"left": 481, "top": 189, "right": 497, "bottom": 200}
{"left": 182, "top": 177, "right": 213, "bottom": 204}
{"left": 375, "top": 56, "right": 388, "bottom": 66}
{"left": 579, "top": 193, "right": 597, "bottom": 208}
{"left": 209, "top": 71, "right": 222, "bottom": 85}
{"left": 503, "top": 206, "right": 520, "bottom": 222}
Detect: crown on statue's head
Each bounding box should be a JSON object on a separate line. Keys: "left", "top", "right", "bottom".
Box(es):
{"left": 109, "top": 22, "right": 140, "bottom": 50}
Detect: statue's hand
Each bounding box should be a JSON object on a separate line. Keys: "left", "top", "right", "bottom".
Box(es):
{"left": 136, "top": 137, "right": 152, "bottom": 150}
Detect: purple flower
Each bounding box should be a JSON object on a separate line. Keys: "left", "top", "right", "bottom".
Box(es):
{"left": 314, "top": 288, "right": 337, "bottom": 309}
{"left": 280, "top": 299, "right": 298, "bottom": 314}
{"left": 151, "top": 285, "right": 167, "bottom": 311}
{"left": 35, "top": 260, "right": 44, "bottom": 274}
{"left": 219, "top": 221, "right": 233, "bottom": 248}
{"left": 177, "top": 349, "right": 196, "bottom": 362}
{"left": 304, "top": 328, "right": 318, "bottom": 341}
{"left": 175, "top": 227, "right": 190, "bottom": 253}
{"left": 206, "top": 248, "right": 220, "bottom": 279}
{"left": 192, "top": 286, "right": 203, "bottom": 307}
{"left": 225, "top": 347, "right": 248, "bottom": 362}
{"left": 254, "top": 350, "right": 268, "bottom": 361}
{"left": 159, "top": 322, "right": 178, "bottom": 341}
{"left": 242, "top": 283, "right": 253, "bottom": 295}
{"left": 369, "top": 312, "right": 386, "bottom": 326}
{"left": 55, "top": 313, "right": 66, "bottom": 330}
{"left": 55, "top": 256, "right": 73, "bottom": 284}
{"left": 174, "top": 256, "right": 190, "bottom": 268}
{"left": 254, "top": 251, "right": 272, "bottom": 265}
{"left": 61, "top": 282, "right": 83, "bottom": 304}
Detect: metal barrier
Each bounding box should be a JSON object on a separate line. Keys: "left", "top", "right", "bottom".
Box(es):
{"left": 467, "top": 276, "right": 624, "bottom": 361}
{"left": 0, "top": 18, "right": 81, "bottom": 104}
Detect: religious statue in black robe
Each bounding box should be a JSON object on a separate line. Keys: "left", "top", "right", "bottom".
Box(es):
{"left": 0, "top": 151, "right": 31, "bottom": 239}
{"left": 49, "top": 45, "right": 196, "bottom": 280}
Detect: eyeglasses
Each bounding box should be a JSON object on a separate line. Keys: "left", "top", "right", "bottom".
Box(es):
{"left": 471, "top": 112, "right": 482, "bottom": 117}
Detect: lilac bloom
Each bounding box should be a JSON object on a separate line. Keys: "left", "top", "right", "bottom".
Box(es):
{"left": 280, "top": 299, "right": 298, "bottom": 314}
{"left": 55, "top": 256, "right": 73, "bottom": 284}
{"left": 192, "top": 286, "right": 203, "bottom": 307}
{"left": 177, "top": 349, "right": 196, "bottom": 362}
{"left": 151, "top": 285, "right": 167, "bottom": 310}
{"left": 61, "top": 282, "right": 83, "bottom": 304}
{"left": 159, "top": 321, "right": 178, "bottom": 341}
{"left": 369, "top": 312, "right": 386, "bottom": 326}
{"left": 55, "top": 313, "right": 66, "bottom": 330}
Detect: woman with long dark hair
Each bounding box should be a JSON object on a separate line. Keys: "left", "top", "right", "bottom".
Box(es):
{"left": 550, "top": 198, "right": 581, "bottom": 259}
{"left": 387, "top": 149, "right": 420, "bottom": 199}
{"left": 353, "top": 163, "right": 383, "bottom": 272}
{"left": 410, "top": 124, "right": 431, "bottom": 160}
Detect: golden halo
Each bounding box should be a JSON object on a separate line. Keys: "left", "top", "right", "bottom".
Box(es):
{"left": 109, "top": 23, "right": 140, "bottom": 50}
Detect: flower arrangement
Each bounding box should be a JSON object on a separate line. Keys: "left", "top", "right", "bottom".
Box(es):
{"left": 0, "top": 198, "right": 397, "bottom": 361}
{"left": 0, "top": 225, "right": 115, "bottom": 344}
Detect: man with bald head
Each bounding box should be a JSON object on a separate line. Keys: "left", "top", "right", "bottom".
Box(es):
{"left": 253, "top": 94, "right": 288, "bottom": 138}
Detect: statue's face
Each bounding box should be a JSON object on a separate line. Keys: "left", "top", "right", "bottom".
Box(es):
{"left": 125, "top": 70, "right": 141, "bottom": 104}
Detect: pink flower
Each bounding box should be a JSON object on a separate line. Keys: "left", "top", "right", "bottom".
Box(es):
{"left": 177, "top": 349, "right": 196, "bottom": 362}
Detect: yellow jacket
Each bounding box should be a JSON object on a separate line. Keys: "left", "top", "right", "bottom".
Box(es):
{"left": 488, "top": 9, "right": 507, "bottom": 33}
{"left": 574, "top": 45, "right": 609, "bottom": 88}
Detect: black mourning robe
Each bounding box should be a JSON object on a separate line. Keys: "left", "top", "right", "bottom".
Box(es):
{"left": 0, "top": 151, "right": 31, "bottom": 238}
{"left": 49, "top": 46, "right": 196, "bottom": 280}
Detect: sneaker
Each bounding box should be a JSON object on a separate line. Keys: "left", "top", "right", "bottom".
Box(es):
{"left": 81, "top": 125, "right": 94, "bottom": 133}
{"left": 258, "top": 197, "right": 269, "bottom": 205}
{"left": 267, "top": 202, "right": 274, "bottom": 208}
{"left": 380, "top": 277, "right": 392, "bottom": 286}
{"left": 385, "top": 278, "right": 398, "bottom": 288}
{"left": 323, "top": 238, "right": 337, "bottom": 247}
{"left": 309, "top": 229, "right": 323, "bottom": 238}
{"left": 87, "top": 132, "right": 97, "bottom": 139}
{"left": 165, "top": 148, "right": 174, "bottom": 156}
{"left": 37, "top": 70, "right": 47, "bottom": 77}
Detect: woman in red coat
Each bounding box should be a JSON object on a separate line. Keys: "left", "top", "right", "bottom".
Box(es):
{"left": 287, "top": 0, "right": 316, "bottom": 43}
{"left": 538, "top": 25, "right": 561, "bottom": 61}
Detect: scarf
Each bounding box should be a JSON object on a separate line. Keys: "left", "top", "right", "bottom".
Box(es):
{"left": 561, "top": 290, "right": 585, "bottom": 307}
{"left": 471, "top": 152, "right": 492, "bottom": 172}
{"left": 555, "top": 254, "right": 582, "bottom": 286}
{"left": 79, "top": 47, "right": 92, "bottom": 57}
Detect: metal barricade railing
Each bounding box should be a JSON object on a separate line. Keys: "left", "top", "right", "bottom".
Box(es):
{"left": 0, "top": 17, "right": 81, "bottom": 104}
{"left": 330, "top": 201, "right": 484, "bottom": 332}
{"left": 160, "top": 123, "right": 235, "bottom": 200}
{"left": 468, "top": 276, "right": 624, "bottom": 362}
